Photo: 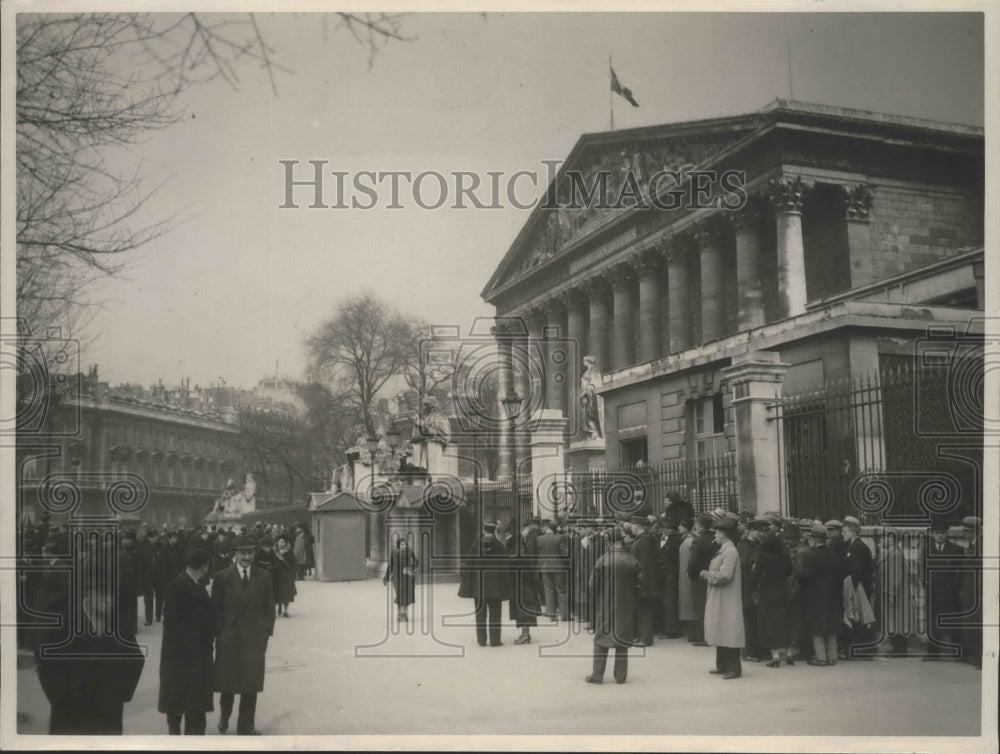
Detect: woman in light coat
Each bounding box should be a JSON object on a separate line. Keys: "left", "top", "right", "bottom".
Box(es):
{"left": 700, "top": 518, "right": 745, "bottom": 679}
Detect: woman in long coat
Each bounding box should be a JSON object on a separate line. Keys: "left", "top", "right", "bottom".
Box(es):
{"left": 686, "top": 515, "right": 716, "bottom": 645}
{"left": 750, "top": 532, "right": 793, "bottom": 667}
{"left": 700, "top": 518, "right": 745, "bottom": 679}
{"left": 795, "top": 525, "right": 844, "bottom": 666}
{"left": 292, "top": 526, "right": 308, "bottom": 580}
{"left": 384, "top": 538, "right": 419, "bottom": 622}
{"left": 271, "top": 535, "right": 297, "bottom": 617}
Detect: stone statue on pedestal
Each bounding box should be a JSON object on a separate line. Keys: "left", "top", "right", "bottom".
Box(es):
{"left": 580, "top": 355, "right": 604, "bottom": 440}
{"left": 411, "top": 396, "right": 452, "bottom": 475}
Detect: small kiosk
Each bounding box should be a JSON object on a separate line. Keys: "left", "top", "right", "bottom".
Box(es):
{"left": 309, "top": 491, "right": 368, "bottom": 582}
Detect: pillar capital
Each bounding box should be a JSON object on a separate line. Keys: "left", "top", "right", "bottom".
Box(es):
{"left": 543, "top": 297, "right": 565, "bottom": 320}
{"left": 663, "top": 234, "right": 694, "bottom": 265}
{"left": 608, "top": 262, "right": 636, "bottom": 289}
{"left": 491, "top": 318, "right": 526, "bottom": 342}
{"left": 525, "top": 306, "right": 547, "bottom": 332}
{"left": 839, "top": 183, "right": 876, "bottom": 222}
{"left": 583, "top": 273, "right": 612, "bottom": 298}
{"left": 767, "top": 176, "right": 811, "bottom": 214}
{"left": 630, "top": 248, "right": 663, "bottom": 276}
{"left": 558, "top": 287, "right": 588, "bottom": 312}
{"left": 723, "top": 202, "right": 763, "bottom": 233}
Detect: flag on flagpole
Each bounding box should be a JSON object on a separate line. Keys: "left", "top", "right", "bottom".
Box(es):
{"left": 610, "top": 67, "right": 639, "bottom": 108}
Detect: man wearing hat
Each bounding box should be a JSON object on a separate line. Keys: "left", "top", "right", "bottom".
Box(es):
{"left": 922, "top": 517, "right": 964, "bottom": 661}
{"left": 586, "top": 527, "right": 641, "bottom": 684}
{"left": 537, "top": 520, "right": 570, "bottom": 623}
{"left": 685, "top": 514, "right": 717, "bottom": 646}
{"left": 629, "top": 515, "right": 660, "bottom": 646}
{"left": 842, "top": 517, "right": 874, "bottom": 659}
{"left": 700, "top": 517, "right": 746, "bottom": 679}
{"left": 656, "top": 516, "right": 684, "bottom": 639}
{"left": 959, "top": 516, "right": 982, "bottom": 668}
{"left": 794, "top": 524, "right": 843, "bottom": 666}
{"left": 737, "top": 519, "right": 768, "bottom": 662}
{"left": 457, "top": 521, "right": 511, "bottom": 647}
{"left": 35, "top": 549, "right": 146, "bottom": 734}
{"left": 212, "top": 535, "right": 275, "bottom": 735}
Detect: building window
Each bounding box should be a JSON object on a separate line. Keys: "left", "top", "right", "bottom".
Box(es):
{"left": 691, "top": 393, "right": 726, "bottom": 462}
{"left": 620, "top": 437, "right": 647, "bottom": 467}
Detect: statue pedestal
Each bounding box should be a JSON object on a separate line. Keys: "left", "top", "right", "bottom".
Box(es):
{"left": 411, "top": 439, "right": 458, "bottom": 480}
{"left": 566, "top": 436, "right": 606, "bottom": 474}
{"left": 530, "top": 409, "right": 568, "bottom": 518}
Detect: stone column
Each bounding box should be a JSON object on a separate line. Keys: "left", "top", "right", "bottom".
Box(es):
{"left": 842, "top": 184, "right": 876, "bottom": 289}
{"left": 731, "top": 204, "right": 765, "bottom": 331}
{"left": 768, "top": 176, "right": 810, "bottom": 319}
{"left": 543, "top": 299, "right": 567, "bottom": 415}
{"left": 563, "top": 289, "right": 588, "bottom": 442}
{"left": 721, "top": 351, "right": 790, "bottom": 515}
{"left": 493, "top": 321, "right": 515, "bottom": 480}
{"left": 512, "top": 314, "right": 535, "bottom": 479}
{"left": 665, "top": 238, "right": 692, "bottom": 353}
{"left": 586, "top": 275, "right": 612, "bottom": 375}
{"left": 633, "top": 250, "right": 663, "bottom": 363}
{"left": 610, "top": 263, "right": 636, "bottom": 370}
{"left": 695, "top": 222, "right": 726, "bottom": 343}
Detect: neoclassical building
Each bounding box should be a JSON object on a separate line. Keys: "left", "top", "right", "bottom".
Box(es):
{"left": 481, "top": 100, "right": 984, "bottom": 517}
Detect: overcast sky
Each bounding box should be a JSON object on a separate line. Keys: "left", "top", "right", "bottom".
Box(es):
{"left": 77, "top": 11, "right": 984, "bottom": 389}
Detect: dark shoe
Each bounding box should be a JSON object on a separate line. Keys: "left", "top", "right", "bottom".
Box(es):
{"left": 155, "top": 616, "right": 162, "bottom": 622}
{"left": 614, "top": 676, "right": 627, "bottom": 684}
{"left": 282, "top": 612, "right": 289, "bottom": 618}
{"left": 585, "top": 674, "right": 603, "bottom": 684}
{"left": 807, "top": 659, "right": 827, "bottom": 667}
{"left": 144, "top": 620, "right": 152, "bottom": 626}
{"left": 709, "top": 669, "right": 725, "bottom": 675}
{"left": 477, "top": 642, "right": 488, "bottom": 647}
{"left": 239, "top": 729, "right": 262, "bottom": 736}
{"left": 218, "top": 718, "right": 229, "bottom": 734}
{"left": 785, "top": 658, "right": 795, "bottom": 666}
{"left": 722, "top": 672, "right": 742, "bottom": 680}
{"left": 766, "top": 660, "right": 781, "bottom": 668}
{"left": 513, "top": 634, "right": 531, "bottom": 645}
{"left": 826, "top": 659, "right": 837, "bottom": 666}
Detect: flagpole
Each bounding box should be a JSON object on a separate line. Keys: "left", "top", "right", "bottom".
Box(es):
{"left": 609, "top": 55, "right": 615, "bottom": 131}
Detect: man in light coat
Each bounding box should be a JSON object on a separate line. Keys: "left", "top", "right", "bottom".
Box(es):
{"left": 700, "top": 518, "right": 745, "bottom": 679}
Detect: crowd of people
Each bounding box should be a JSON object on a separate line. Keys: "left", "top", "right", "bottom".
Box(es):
{"left": 457, "top": 499, "right": 984, "bottom": 684}
{"left": 19, "top": 517, "right": 317, "bottom": 736}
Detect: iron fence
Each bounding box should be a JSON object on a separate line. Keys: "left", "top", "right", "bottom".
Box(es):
{"left": 773, "top": 356, "right": 982, "bottom": 524}
{"left": 565, "top": 455, "right": 739, "bottom": 519}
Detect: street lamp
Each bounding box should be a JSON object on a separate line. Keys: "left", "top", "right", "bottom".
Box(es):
{"left": 500, "top": 390, "right": 523, "bottom": 554}
{"left": 365, "top": 434, "right": 380, "bottom": 467}
{"left": 385, "top": 425, "right": 401, "bottom": 452}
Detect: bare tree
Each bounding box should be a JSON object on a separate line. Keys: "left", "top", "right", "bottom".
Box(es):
{"left": 306, "top": 293, "right": 418, "bottom": 438}
{"left": 15, "top": 12, "right": 410, "bottom": 339}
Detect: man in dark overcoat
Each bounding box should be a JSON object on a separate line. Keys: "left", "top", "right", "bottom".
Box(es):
{"left": 35, "top": 551, "right": 145, "bottom": 734}
{"left": 922, "top": 517, "right": 965, "bottom": 661}
{"left": 586, "top": 527, "right": 641, "bottom": 684}
{"left": 842, "top": 516, "right": 874, "bottom": 658}
{"left": 737, "top": 519, "right": 766, "bottom": 661}
{"left": 159, "top": 547, "right": 216, "bottom": 735}
{"left": 629, "top": 516, "right": 660, "bottom": 646}
{"left": 686, "top": 514, "right": 717, "bottom": 646}
{"left": 656, "top": 516, "right": 684, "bottom": 638}
{"left": 212, "top": 535, "right": 275, "bottom": 735}
{"left": 458, "top": 522, "right": 510, "bottom": 647}
{"left": 795, "top": 524, "right": 843, "bottom": 666}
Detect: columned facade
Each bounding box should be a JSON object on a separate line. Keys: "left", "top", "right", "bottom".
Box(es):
{"left": 731, "top": 205, "right": 765, "bottom": 331}
{"left": 610, "top": 264, "right": 636, "bottom": 370}
{"left": 586, "top": 276, "right": 612, "bottom": 374}
{"left": 695, "top": 222, "right": 726, "bottom": 343}
{"left": 768, "top": 176, "right": 809, "bottom": 319}
{"left": 666, "top": 238, "right": 692, "bottom": 353}
{"left": 633, "top": 250, "right": 663, "bottom": 364}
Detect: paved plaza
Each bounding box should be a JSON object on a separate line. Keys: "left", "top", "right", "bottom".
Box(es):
{"left": 16, "top": 576, "right": 984, "bottom": 738}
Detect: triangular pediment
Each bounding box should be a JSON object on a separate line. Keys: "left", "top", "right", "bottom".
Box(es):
{"left": 483, "top": 112, "right": 765, "bottom": 300}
